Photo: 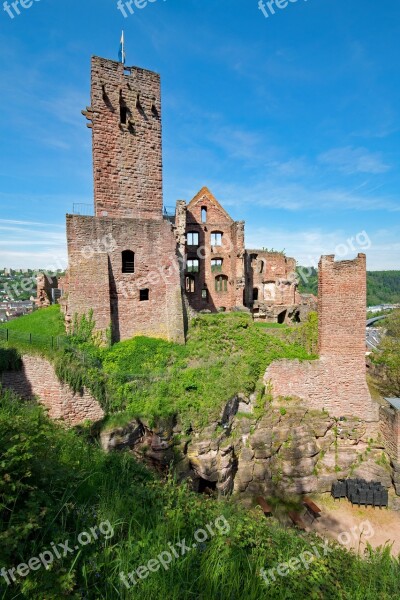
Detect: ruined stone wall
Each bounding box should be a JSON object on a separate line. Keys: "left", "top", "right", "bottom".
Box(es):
{"left": 35, "top": 273, "right": 58, "bottom": 308}
{"left": 266, "top": 357, "right": 378, "bottom": 421}
{"left": 380, "top": 404, "right": 400, "bottom": 463}
{"left": 88, "top": 57, "right": 163, "bottom": 220}
{"left": 66, "top": 214, "right": 185, "bottom": 343}
{"left": 1, "top": 355, "right": 104, "bottom": 426}
{"left": 265, "top": 254, "right": 379, "bottom": 422}
{"left": 318, "top": 254, "right": 366, "bottom": 357}
{"left": 244, "top": 251, "right": 300, "bottom": 322}
{"left": 184, "top": 188, "right": 245, "bottom": 312}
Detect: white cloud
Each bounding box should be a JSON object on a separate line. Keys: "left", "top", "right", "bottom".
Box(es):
{"left": 318, "top": 146, "right": 390, "bottom": 175}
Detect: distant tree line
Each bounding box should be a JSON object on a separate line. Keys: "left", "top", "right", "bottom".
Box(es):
{"left": 297, "top": 268, "right": 400, "bottom": 306}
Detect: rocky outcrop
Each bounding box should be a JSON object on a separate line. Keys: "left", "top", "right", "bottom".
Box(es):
{"left": 100, "top": 393, "right": 396, "bottom": 499}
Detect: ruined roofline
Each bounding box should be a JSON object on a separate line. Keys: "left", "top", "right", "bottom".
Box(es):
{"left": 91, "top": 55, "right": 160, "bottom": 78}
{"left": 319, "top": 253, "right": 366, "bottom": 265}
{"left": 187, "top": 186, "right": 235, "bottom": 224}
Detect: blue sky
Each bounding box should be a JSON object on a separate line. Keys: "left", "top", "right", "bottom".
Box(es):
{"left": 0, "top": 0, "right": 399, "bottom": 270}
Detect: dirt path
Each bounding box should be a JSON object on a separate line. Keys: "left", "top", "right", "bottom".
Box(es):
{"left": 310, "top": 494, "right": 400, "bottom": 557}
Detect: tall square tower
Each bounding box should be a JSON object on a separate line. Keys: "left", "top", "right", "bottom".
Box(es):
{"left": 88, "top": 56, "right": 163, "bottom": 220}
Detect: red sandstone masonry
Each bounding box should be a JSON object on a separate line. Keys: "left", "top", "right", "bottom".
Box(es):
{"left": 380, "top": 405, "right": 400, "bottom": 462}
{"left": 90, "top": 57, "right": 163, "bottom": 220}
{"left": 1, "top": 355, "right": 104, "bottom": 426}
{"left": 265, "top": 254, "right": 379, "bottom": 422}
{"left": 184, "top": 187, "right": 245, "bottom": 312}
{"left": 66, "top": 215, "right": 185, "bottom": 343}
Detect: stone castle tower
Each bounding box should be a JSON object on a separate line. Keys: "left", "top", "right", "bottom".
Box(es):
{"left": 63, "top": 57, "right": 185, "bottom": 343}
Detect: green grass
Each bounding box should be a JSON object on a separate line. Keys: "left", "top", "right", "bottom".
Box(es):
{"left": 253, "top": 322, "right": 289, "bottom": 329}
{"left": 64, "top": 312, "right": 316, "bottom": 430}
{"left": 1, "top": 387, "right": 399, "bottom": 600}
{"left": 0, "top": 305, "right": 66, "bottom": 355}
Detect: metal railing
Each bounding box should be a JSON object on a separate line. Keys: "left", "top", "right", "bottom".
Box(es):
{"left": 72, "top": 203, "right": 94, "bottom": 216}
{"left": 0, "top": 328, "right": 67, "bottom": 352}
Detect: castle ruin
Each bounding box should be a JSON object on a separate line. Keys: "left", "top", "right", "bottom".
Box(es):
{"left": 61, "top": 56, "right": 313, "bottom": 342}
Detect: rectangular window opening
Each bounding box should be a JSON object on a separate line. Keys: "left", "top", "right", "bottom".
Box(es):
{"left": 187, "top": 232, "right": 199, "bottom": 246}
{"left": 120, "top": 106, "right": 128, "bottom": 124}
{"left": 140, "top": 289, "right": 149, "bottom": 302}
{"left": 211, "top": 232, "right": 223, "bottom": 246}
{"left": 187, "top": 259, "right": 199, "bottom": 273}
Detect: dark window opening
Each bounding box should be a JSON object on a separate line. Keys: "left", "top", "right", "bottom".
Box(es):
{"left": 201, "top": 207, "right": 207, "bottom": 223}
{"left": 253, "top": 287, "right": 259, "bottom": 301}
{"left": 187, "top": 232, "right": 199, "bottom": 246}
{"left": 120, "top": 105, "right": 128, "bottom": 124}
{"left": 140, "top": 289, "right": 149, "bottom": 302}
{"left": 151, "top": 103, "right": 159, "bottom": 118}
{"left": 259, "top": 259, "right": 265, "bottom": 274}
{"left": 215, "top": 275, "right": 228, "bottom": 293}
{"left": 185, "top": 276, "right": 195, "bottom": 294}
{"left": 122, "top": 250, "right": 135, "bottom": 274}
{"left": 277, "top": 310, "right": 287, "bottom": 324}
{"left": 187, "top": 259, "right": 199, "bottom": 273}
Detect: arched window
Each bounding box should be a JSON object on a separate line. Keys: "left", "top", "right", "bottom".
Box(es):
{"left": 211, "top": 231, "right": 223, "bottom": 246}
{"left": 122, "top": 250, "right": 135, "bottom": 274}
{"left": 201, "top": 207, "right": 207, "bottom": 223}
{"left": 215, "top": 275, "right": 228, "bottom": 293}
{"left": 185, "top": 275, "right": 195, "bottom": 293}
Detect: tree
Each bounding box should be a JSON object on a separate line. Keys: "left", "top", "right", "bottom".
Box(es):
{"left": 374, "top": 309, "right": 400, "bottom": 396}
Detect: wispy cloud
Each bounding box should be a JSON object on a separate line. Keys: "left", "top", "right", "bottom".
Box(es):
{"left": 318, "top": 146, "right": 390, "bottom": 175}
{"left": 246, "top": 225, "right": 400, "bottom": 271}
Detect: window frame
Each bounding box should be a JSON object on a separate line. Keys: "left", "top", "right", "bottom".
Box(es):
{"left": 211, "top": 258, "right": 223, "bottom": 273}
{"left": 211, "top": 231, "right": 223, "bottom": 246}
{"left": 187, "top": 232, "right": 199, "bottom": 246}
{"left": 215, "top": 275, "right": 228, "bottom": 293}
{"left": 185, "top": 275, "right": 195, "bottom": 294}
{"left": 187, "top": 258, "right": 200, "bottom": 273}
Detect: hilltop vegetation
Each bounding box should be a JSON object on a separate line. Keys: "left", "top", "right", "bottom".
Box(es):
{"left": 0, "top": 386, "right": 399, "bottom": 600}
{"left": 54, "top": 311, "right": 316, "bottom": 430}
{"left": 297, "top": 268, "right": 400, "bottom": 306}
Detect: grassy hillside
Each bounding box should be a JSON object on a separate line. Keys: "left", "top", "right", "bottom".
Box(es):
{"left": 0, "top": 386, "right": 399, "bottom": 600}
{"left": 297, "top": 268, "right": 400, "bottom": 306}
{"left": 55, "top": 312, "right": 316, "bottom": 430}
{"left": 0, "top": 305, "right": 66, "bottom": 353}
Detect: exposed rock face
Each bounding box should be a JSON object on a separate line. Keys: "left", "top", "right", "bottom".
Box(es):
{"left": 100, "top": 394, "right": 397, "bottom": 498}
